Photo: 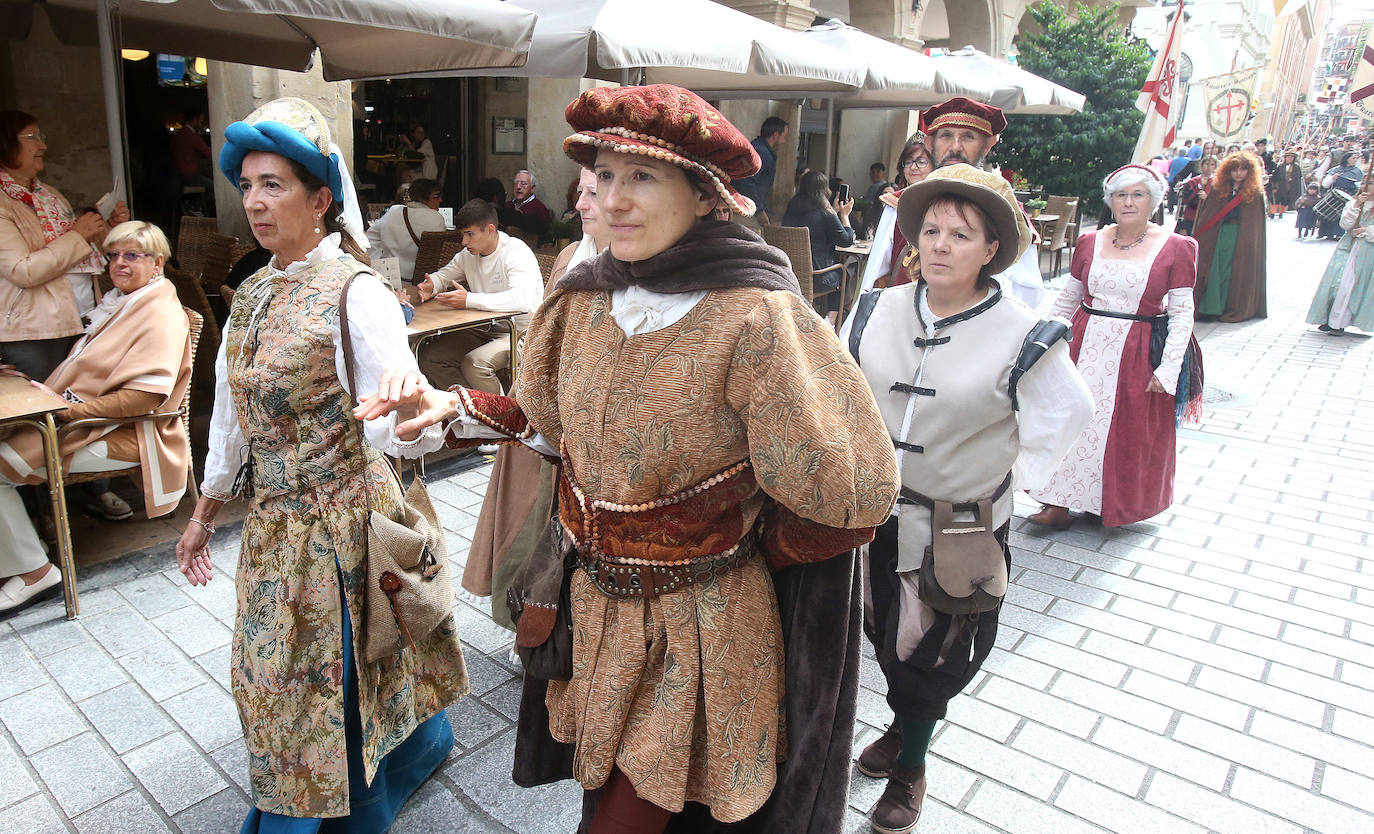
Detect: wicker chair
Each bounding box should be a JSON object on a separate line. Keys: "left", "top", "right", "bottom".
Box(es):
{"left": 412, "top": 230, "right": 463, "bottom": 283}
{"left": 229, "top": 240, "right": 258, "bottom": 265}
{"left": 760, "top": 224, "right": 846, "bottom": 311}
{"left": 56, "top": 307, "right": 202, "bottom": 617}
{"left": 1039, "top": 196, "right": 1079, "bottom": 278}
{"left": 536, "top": 253, "right": 559, "bottom": 285}
{"left": 175, "top": 216, "right": 219, "bottom": 278}
{"left": 201, "top": 233, "right": 236, "bottom": 289}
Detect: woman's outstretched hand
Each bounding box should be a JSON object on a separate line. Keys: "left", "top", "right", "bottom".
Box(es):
{"left": 353, "top": 368, "right": 461, "bottom": 441}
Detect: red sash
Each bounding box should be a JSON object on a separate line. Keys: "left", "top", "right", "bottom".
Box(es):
{"left": 1193, "top": 191, "right": 1247, "bottom": 239}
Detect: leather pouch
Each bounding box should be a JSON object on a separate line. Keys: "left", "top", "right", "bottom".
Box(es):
{"left": 916, "top": 499, "right": 1007, "bottom": 615}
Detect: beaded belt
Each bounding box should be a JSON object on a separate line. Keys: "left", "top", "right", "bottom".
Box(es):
{"left": 578, "top": 535, "right": 757, "bottom": 600}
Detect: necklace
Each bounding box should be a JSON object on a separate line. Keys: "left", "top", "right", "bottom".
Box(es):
{"left": 1112, "top": 228, "right": 1148, "bottom": 250}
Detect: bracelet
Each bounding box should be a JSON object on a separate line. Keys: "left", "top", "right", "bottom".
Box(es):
{"left": 188, "top": 517, "right": 215, "bottom": 535}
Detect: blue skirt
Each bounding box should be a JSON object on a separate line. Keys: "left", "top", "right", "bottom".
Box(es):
{"left": 241, "top": 594, "right": 455, "bottom": 834}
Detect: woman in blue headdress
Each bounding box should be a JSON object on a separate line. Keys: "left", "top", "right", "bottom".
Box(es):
{"left": 172, "top": 98, "right": 468, "bottom": 833}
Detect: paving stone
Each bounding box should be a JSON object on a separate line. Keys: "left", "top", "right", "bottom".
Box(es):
{"left": 0, "top": 632, "right": 47, "bottom": 700}
{"left": 161, "top": 683, "right": 243, "bottom": 752}
{"left": 0, "top": 732, "right": 38, "bottom": 808}
{"left": 1123, "top": 668, "right": 1252, "bottom": 729}
{"left": 931, "top": 725, "right": 1063, "bottom": 800}
{"left": 193, "top": 643, "right": 234, "bottom": 693}
{"left": 122, "top": 733, "right": 229, "bottom": 815}
{"left": 1265, "top": 663, "right": 1374, "bottom": 717}
{"left": 16, "top": 616, "right": 89, "bottom": 658}
{"left": 462, "top": 647, "right": 518, "bottom": 697}
{"left": 82, "top": 605, "right": 163, "bottom": 658}
{"left": 1213, "top": 626, "right": 1337, "bottom": 677}
{"left": 1079, "top": 631, "right": 1197, "bottom": 682}
{"left": 1092, "top": 716, "right": 1230, "bottom": 791}
{"left": 1193, "top": 667, "right": 1327, "bottom": 726}
{"left": 481, "top": 677, "right": 524, "bottom": 722}
{"left": 1229, "top": 767, "right": 1369, "bottom": 833}
{"left": 0, "top": 794, "right": 67, "bottom": 833}
{"left": 943, "top": 690, "right": 1021, "bottom": 743}
{"left": 150, "top": 603, "right": 233, "bottom": 658}
{"left": 441, "top": 728, "right": 583, "bottom": 833}
{"left": 116, "top": 572, "right": 194, "bottom": 619}
{"left": 171, "top": 788, "right": 253, "bottom": 834}
{"left": 1172, "top": 715, "right": 1315, "bottom": 786}
{"left": 116, "top": 634, "right": 206, "bottom": 702}
{"left": 446, "top": 695, "right": 508, "bottom": 749}
{"left": 1248, "top": 711, "right": 1372, "bottom": 776}
{"left": 979, "top": 646, "right": 1056, "bottom": 690}
{"left": 38, "top": 640, "right": 127, "bottom": 703}
{"left": 73, "top": 788, "right": 172, "bottom": 833}
{"left": 1319, "top": 764, "right": 1374, "bottom": 809}
{"left": 1016, "top": 634, "right": 1128, "bottom": 687}
{"left": 1145, "top": 770, "right": 1303, "bottom": 834}
{"left": 964, "top": 779, "right": 1107, "bottom": 834}
{"left": 1048, "top": 673, "right": 1174, "bottom": 734}
{"left": 977, "top": 676, "right": 1099, "bottom": 738}
{"left": 1054, "top": 775, "right": 1206, "bottom": 834}
{"left": 28, "top": 732, "right": 131, "bottom": 816}
{"left": 1112, "top": 596, "right": 1217, "bottom": 640}
{"left": 1048, "top": 599, "right": 1153, "bottom": 643}
{"left": 210, "top": 741, "right": 251, "bottom": 796}
{"left": 77, "top": 683, "right": 175, "bottom": 754}
{"left": 1010, "top": 722, "right": 1147, "bottom": 796}
{"left": 0, "top": 683, "right": 84, "bottom": 755}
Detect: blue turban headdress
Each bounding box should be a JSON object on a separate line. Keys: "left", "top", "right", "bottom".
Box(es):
{"left": 218, "top": 97, "right": 365, "bottom": 249}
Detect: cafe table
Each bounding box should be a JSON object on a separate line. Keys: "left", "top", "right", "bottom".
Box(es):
{"left": 834, "top": 239, "right": 874, "bottom": 320}
{"left": 0, "top": 376, "right": 78, "bottom": 618}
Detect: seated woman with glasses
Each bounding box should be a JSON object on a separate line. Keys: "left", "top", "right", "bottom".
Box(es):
{"left": 0, "top": 221, "right": 192, "bottom": 615}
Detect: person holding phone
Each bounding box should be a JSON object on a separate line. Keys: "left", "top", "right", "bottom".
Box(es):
{"left": 782, "top": 168, "right": 855, "bottom": 322}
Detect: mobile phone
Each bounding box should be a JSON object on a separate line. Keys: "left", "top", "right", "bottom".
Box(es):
{"left": 837, "top": 183, "right": 850, "bottom": 203}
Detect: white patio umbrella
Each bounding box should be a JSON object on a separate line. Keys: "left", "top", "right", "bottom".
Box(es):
{"left": 4, "top": 0, "right": 538, "bottom": 206}
{"left": 929, "top": 46, "right": 1086, "bottom": 115}
{"left": 802, "top": 20, "right": 998, "bottom": 109}
{"left": 417, "top": 0, "right": 864, "bottom": 96}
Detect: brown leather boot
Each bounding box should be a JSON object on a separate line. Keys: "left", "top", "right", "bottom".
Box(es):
{"left": 1026, "top": 504, "right": 1073, "bottom": 529}
{"left": 870, "top": 764, "right": 926, "bottom": 834}
{"left": 856, "top": 723, "right": 902, "bottom": 778}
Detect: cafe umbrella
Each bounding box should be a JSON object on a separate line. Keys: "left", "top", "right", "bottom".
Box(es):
{"left": 1, "top": 0, "right": 539, "bottom": 206}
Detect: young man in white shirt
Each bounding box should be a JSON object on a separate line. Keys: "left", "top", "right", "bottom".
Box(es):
{"left": 415, "top": 199, "right": 542, "bottom": 394}
{"left": 366, "top": 178, "right": 448, "bottom": 284}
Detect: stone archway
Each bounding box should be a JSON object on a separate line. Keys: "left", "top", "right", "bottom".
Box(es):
{"left": 921, "top": 0, "right": 997, "bottom": 54}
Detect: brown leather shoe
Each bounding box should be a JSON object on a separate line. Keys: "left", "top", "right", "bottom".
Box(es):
{"left": 856, "top": 723, "right": 902, "bottom": 778}
{"left": 870, "top": 764, "right": 926, "bottom": 834}
{"left": 1026, "top": 504, "right": 1073, "bottom": 530}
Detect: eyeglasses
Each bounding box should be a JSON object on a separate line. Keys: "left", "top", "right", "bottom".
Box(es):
{"left": 104, "top": 251, "right": 155, "bottom": 263}
{"left": 17, "top": 132, "right": 46, "bottom": 144}
{"left": 902, "top": 158, "right": 932, "bottom": 169}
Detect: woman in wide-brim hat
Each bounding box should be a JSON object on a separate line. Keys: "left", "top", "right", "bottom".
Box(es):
{"left": 174, "top": 97, "right": 468, "bottom": 833}
{"left": 356, "top": 83, "right": 898, "bottom": 832}
{"left": 843, "top": 163, "right": 1092, "bottom": 834}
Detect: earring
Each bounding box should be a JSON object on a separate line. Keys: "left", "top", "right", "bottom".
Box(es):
{"left": 314, "top": 214, "right": 322, "bottom": 234}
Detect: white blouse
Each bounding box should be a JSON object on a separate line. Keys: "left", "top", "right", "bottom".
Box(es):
{"left": 201, "top": 235, "right": 443, "bottom": 500}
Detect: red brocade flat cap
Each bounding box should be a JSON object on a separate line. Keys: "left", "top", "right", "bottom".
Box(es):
{"left": 918, "top": 96, "right": 1008, "bottom": 138}
{"left": 563, "top": 84, "right": 761, "bottom": 215}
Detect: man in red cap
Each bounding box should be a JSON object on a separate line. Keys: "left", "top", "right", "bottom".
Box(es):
{"left": 857, "top": 97, "right": 1044, "bottom": 307}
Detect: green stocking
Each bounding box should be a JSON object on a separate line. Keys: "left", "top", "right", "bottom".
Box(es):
{"left": 897, "top": 716, "right": 936, "bottom": 770}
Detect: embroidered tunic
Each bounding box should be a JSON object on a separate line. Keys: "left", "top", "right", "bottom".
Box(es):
{"left": 510, "top": 284, "right": 897, "bottom": 822}
{"left": 211, "top": 252, "right": 467, "bottom": 818}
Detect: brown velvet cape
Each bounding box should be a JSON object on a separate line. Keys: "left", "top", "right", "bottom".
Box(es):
{"left": 1192, "top": 188, "right": 1267, "bottom": 322}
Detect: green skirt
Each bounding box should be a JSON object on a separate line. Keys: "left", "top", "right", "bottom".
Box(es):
{"left": 1199, "top": 223, "right": 1239, "bottom": 317}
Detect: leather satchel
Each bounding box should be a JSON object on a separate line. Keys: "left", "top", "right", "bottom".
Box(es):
{"left": 339, "top": 271, "right": 454, "bottom": 664}
{"left": 917, "top": 499, "right": 1007, "bottom": 615}
{"left": 506, "top": 512, "right": 574, "bottom": 681}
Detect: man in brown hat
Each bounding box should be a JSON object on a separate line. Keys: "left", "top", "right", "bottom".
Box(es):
{"left": 859, "top": 97, "right": 1044, "bottom": 306}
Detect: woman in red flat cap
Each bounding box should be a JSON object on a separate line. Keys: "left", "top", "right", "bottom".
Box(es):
{"left": 357, "top": 85, "right": 897, "bottom": 833}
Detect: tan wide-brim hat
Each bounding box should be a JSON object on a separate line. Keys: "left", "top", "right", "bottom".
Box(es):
{"left": 896, "top": 163, "right": 1031, "bottom": 276}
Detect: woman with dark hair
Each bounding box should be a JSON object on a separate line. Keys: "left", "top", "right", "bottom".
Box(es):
{"left": 358, "top": 84, "right": 897, "bottom": 833}
{"left": 174, "top": 97, "right": 468, "bottom": 832}
{"left": 1193, "top": 151, "right": 1267, "bottom": 322}
{"left": 892, "top": 140, "right": 933, "bottom": 190}
{"left": 844, "top": 164, "right": 1092, "bottom": 832}
{"left": 397, "top": 121, "right": 437, "bottom": 180}
{"left": 1174, "top": 155, "right": 1218, "bottom": 237}
{"left": 1, "top": 109, "right": 134, "bottom": 520}
{"left": 1319, "top": 150, "right": 1364, "bottom": 240}
{"left": 782, "top": 168, "right": 854, "bottom": 320}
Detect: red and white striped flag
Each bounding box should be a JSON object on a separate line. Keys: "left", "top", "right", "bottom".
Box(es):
{"left": 1133, "top": 0, "right": 1185, "bottom": 162}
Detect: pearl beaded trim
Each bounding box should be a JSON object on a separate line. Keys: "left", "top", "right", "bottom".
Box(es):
{"left": 565, "top": 133, "right": 752, "bottom": 216}
{"left": 597, "top": 127, "right": 734, "bottom": 184}
{"left": 455, "top": 387, "right": 535, "bottom": 441}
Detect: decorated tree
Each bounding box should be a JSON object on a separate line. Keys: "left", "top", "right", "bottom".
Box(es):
{"left": 992, "top": 2, "right": 1153, "bottom": 218}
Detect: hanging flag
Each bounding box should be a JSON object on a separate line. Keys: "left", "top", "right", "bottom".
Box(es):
{"left": 1201, "top": 68, "right": 1258, "bottom": 140}
{"left": 1132, "top": 0, "right": 1186, "bottom": 162}
{"left": 1351, "top": 26, "right": 1374, "bottom": 120}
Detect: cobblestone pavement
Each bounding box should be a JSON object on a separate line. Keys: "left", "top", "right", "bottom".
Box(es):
{"left": 2, "top": 221, "right": 1372, "bottom": 833}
